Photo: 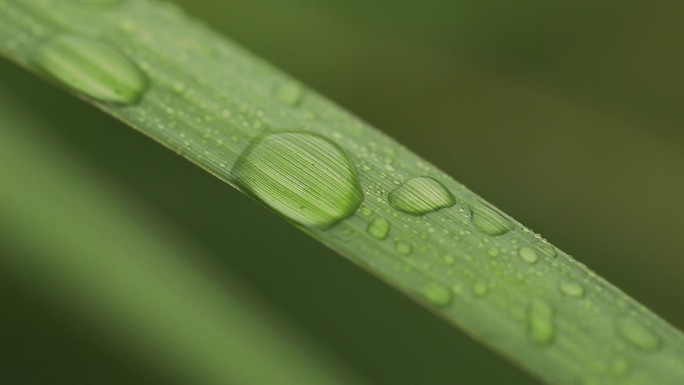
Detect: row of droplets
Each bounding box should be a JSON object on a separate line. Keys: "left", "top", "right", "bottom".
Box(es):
{"left": 32, "top": 30, "right": 664, "bottom": 365}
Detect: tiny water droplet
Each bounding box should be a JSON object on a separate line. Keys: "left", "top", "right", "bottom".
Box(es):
{"left": 418, "top": 282, "right": 452, "bottom": 307}
{"left": 395, "top": 241, "right": 412, "bottom": 255}
{"left": 528, "top": 300, "right": 555, "bottom": 345}
{"left": 388, "top": 176, "right": 455, "bottom": 215}
{"left": 615, "top": 316, "right": 661, "bottom": 351}
{"left": 559, "top": 280, "right": 584, "bottom": 297}
{"left": 518, "top": 246, "right": 539, "bottom": 264}
{"left": 367, "top": 217, "right": 390, "bottom": 239}
{"left": 34, "top": 34, "right": 147, "bottom": 104}
{"left": 275, "top": 80, "right": 304, "bottom": 106}
{"left": 470, "top": 201, "right": 514, "bottom": 236}
{"left": 233, "top": 132, "right": 363, "bottom": 229}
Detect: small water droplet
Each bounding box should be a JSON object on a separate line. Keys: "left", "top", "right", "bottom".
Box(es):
{"left": 611, "top": 358, "right": 630, "bottom": 378}
{"left": 615, "top": 316, "right": 661, "bottom": 351}
{"left": 76, "top": 0, "right": 122, "bottom": 6}
{"left": 518, "top": 246, "right": 539, "bottom": 264}
{"left": 528, "top": 300, "right": 555, "bottom": 345}
{"left": 395, "top": 241, "right": 412, "bottom": 255}
{"left": 388, "top": 177, "right": 455, "bottom": 215}
{"left": 418, "top": 282, "right": 452, "bottom": 307}
{"left": 232, "top": 132, "right": 363, "bottom": 229}
{"left": 559, "top": 280, "right": 584, "bottom": 297}
{"left": 172, "top": 81, "right": 187, "bottom": 95}
{"left": 472, "top": 282, "right": 489, "bottom": 297}
{"left": 470, "top": 201, "right": 514, "bottom": 236}
{"left": 34, "top": 34, "right": 147, "bottom": 104}
{"left": 367, "top": 217, "right": 390, "bottom": 239}
{"left": 275, "top": 80, "right": 304, "bottom": 106}
{"left": 538, "top": 242, "right": 557, "bottom": 258}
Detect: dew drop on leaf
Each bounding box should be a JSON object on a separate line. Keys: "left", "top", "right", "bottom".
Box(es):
{"left": 470, "top": 201, "right": 514, "bottom": 236}
{"left": 367, "top": 217, "right": 390, "bottom": 239}
{"left": 418, "top": 281, "right": 452, "bottom": 307}
{"left": 615, "top": 316, "right": 661, "bottom": 351}
{"left": 388, "top": 176, "right": 455, "bottom": 215}
{"left": 34, "top": 34, "right": 148, "bottom": 104}
{"left": 559, "top": 280, "right": 584, "bottom": 297}
{"left": 528, "top": 300, "right": 555, "bottom": 345}
{"left": 395, "top": 241, "right": 413, "bottom": 256}
{"left": 518, "top": 246, "right": 539, "bottom": 264}
{"left": 232, "top": 132, "right": 363, "bottom": 229}
{"left": 275, "top": 80, "right": 304, "bottom": 106}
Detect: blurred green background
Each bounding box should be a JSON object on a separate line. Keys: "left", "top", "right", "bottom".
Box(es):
{"left": 1, "top": 0, "right": 682, "bottom": 384}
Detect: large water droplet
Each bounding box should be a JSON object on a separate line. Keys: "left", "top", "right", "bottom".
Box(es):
{"left": 367, "top": 217, "right": 390, "bottom": 239}
{"left": 388, "top": 177, "right": 454, "bottom": 215}
{"left": 470, "top": 201, "right": 514, "bottom": 236}
{"left": 528, "top": 300, "right": 555, "bottom": 345}
{"left": 232, "top": 132, "right": 363, "bottom": 229}
{"left": 418, "top": 282, "right": 452, "bottom": 307}
{"left": 34, "top": 34, "right": 147, "bottom": 104}
{"left": 615, "top": 316, "right": 661, "bottom": 351}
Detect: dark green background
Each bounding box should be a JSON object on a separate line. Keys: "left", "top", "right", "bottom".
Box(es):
{"left": 1, "top": 1, "right": 682, "bottom": 384}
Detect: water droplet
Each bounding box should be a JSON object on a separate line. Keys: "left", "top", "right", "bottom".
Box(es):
{"left": 559, "top": 280, "right": 584, "bottom": 297}
{"left": 34, "top": 34, "right": 147, "bottom": 104}
{"left": 615, "top": 316, "right": 661, "bottom": 351}
{"left": 528, "top": 300, "right": 555, "bottom": 345}
{"left": 472, "top": 282, "right": 489, "bottom": 297}
{"left": 538, "top": 242, "right": 557, "bottom": 258}
{"left": 518, "top": 246, "right": 539, "bottom": 264}
{"left": 275, "top": 80, "right": 304, "bottom": 106}
{"left": 418, "top": 282, "right": 452, "bottom": 307}
{"left": 367, "top": 217, "right": 390, "bottom": 240}
{"left": 395, "top": 241, "right": 412, "bottom": 255}
{"left": 76, "top": 0, "right": 122, "bottom": 6}
{"left": 470, "top": 201, "right": 514, "bottom": 236}
{"left": 232, "top": 132, "right": 363, "bottom": 229}
{"left": 611, "top": 358, "right": 630, "bottom": 377}
{"left": 388, "top": 177, "right": 455, "bottom": 215}
{"left": 172, "top": 81, "right": 187, "bottom": 95}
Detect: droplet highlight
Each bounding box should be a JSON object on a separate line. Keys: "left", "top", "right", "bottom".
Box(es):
{"left": 367, "top": 217, "right": 390, "bottom": 239}
{"left": 528, "top": 300, "right": 555, "bottom": 345}
{"left": 615, "top": 316, "right": 661, "bottom": 351}
{"left": 470, "top": 201, "right": 514, "bottom": 236}
{"left": 388, "top": 176, "right": 455, "bottom": 215}
{"left": 232, "top": 132, "right": 363, "bottom": 229}
{"left": 34, "top": 34, "right": 147, "bottom": 104}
